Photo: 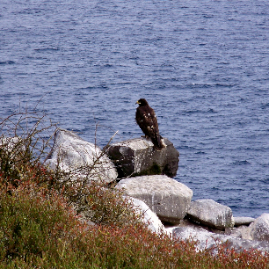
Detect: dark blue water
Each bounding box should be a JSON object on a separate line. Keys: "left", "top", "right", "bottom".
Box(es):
{"left": 1, "top": 0, "right": 269, "bottom": 218}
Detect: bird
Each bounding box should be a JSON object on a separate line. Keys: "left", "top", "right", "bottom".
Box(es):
{"left": 135, "top": 98, "right": 165, "bottom": 149}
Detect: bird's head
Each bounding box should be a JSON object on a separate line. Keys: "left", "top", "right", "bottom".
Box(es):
{"left": 136, "top": 98, "right": 148, "bottom": 106}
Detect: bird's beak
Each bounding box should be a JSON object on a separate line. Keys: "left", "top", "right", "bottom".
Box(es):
{"left": 136, "top": 100, "right": 140, "bottom": 104}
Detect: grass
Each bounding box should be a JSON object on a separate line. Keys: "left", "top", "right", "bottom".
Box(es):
{"left": 1, "top": 111, "right": 269, "bottom": 268}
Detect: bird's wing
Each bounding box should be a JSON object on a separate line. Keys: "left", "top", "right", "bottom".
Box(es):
{"left": 140, "top": 107, "right": 159, "bottom": 137}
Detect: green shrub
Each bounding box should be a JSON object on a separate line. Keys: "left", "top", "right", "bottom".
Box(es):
{"left": 1, "top": 172, "right": 269, "bottom": 269}
{"left": 0, "top": 179, "right": 85, "bottom": 267}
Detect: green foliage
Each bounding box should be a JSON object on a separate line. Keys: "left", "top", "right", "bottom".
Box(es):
{"left": 0, "top": 179, "right": 85, "bottom": 267}
{"left": 75, "top": 182, "right": 141, "bottom": 227}
{"left": 1, "top": 176, "right": 268, "bottom": 269}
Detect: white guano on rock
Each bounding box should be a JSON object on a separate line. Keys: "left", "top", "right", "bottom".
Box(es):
{"left": 44, "top": 128, "right": 117, "bottom": 184}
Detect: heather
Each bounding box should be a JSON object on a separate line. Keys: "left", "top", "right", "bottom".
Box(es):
{"left": 0, "top": 111, "right": 269, "bottom": 268}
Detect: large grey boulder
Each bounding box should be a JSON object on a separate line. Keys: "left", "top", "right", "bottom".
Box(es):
{"left": 187, "top": 199, "right": 234, "bottom": 230}
{"left": 249, "top": 213, "right": 269, "bottom": 241}
{"left": 116, "top": 175, "right": 193, "bottom": 225}
{"left": 107, "top": 137, "right": 179, "bottom": 178}
{"left": 171, "top": 226, "right": 269, "bottom": 254}
{"left": 45, "top": 129, "right": 117, "bottom": 184}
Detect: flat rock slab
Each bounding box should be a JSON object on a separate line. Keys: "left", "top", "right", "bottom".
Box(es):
{"left": 187, "top": 199, "right": 234, "bottom": 230}
{"left": 45, "top": 128, "right": 117, "bottom": 184}
{"left": 107, "top": 137, "right": 179, "bottom": 178}
{"left": 234, "top": 216, "right": 255, "bottom": 227}
{"left": 116, "top": 175, "right": 193, "bottom": 225}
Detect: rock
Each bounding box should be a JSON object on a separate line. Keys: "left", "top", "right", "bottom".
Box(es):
{"left": 187, "top": 199, "right": 234, "bottom": 230}
{"left": 107, "top": 137, "right": 179, "bottom": 178}
{"left": 125, "top": 196, "right": 166, "bottom": 235}
{"left": 234, "top": 216, "right": 255, "bottom": 227}
{"left": 171, "top": 226, "right": 269, "bottom": 254}
{"left": 0, "top": 136, "right": 27, "bottom": 160}
{"left": 249, "top": 213, "right": 269, "bottom": 242}
{"left": 116, "top": 175, "right": 193, "bottom": 225}
{"left": 45, "top": 128, "right": 117, "bottom": 184}
{"left": 228, "top": 225, "right": 253, "bottom": 240}
{"left": 0, "top": 137, "right": 29, "bottom": 178}
{"left": 0, "top": 136, "right": 25, "bottom": 151}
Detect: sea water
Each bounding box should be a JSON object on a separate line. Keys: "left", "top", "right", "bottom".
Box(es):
{"left": 1, "top": 0, "right": 269, "bottom": 217}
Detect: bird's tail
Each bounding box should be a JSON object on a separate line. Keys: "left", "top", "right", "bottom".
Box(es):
{"left": 152, "top": 135, "right": 165, "bottom": 150}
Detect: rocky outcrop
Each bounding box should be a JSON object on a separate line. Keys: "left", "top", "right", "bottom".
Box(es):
{"left": 107, "top": 137, "right": 179, "bottom": 178}
{"left": 186, "top": 199, "right": 234, "bottom": 230}
{"left": 116, "top": 175, "right": 193, "bottom": 225}
{"left": 40, "top": 129, "right": 269, "bottom": 254}
{"left": 170, "top": 225, "right": 269, "bottom": 254}
{"left": 165, "top": 212, "right": 269, "bottom": 254}
{"left": 45, "top": 128, "right": 117, "bottom": 184}
{"left": 5, "top": 128, "right": 269, "bottom": 256}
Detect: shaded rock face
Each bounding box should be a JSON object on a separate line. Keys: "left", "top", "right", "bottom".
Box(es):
{"left": 125, "top": 196, "right": 166, "bottom": 235}
{"left": 45, "top": 129, "right": 117, "bottom": 184}
{"left": 116, "top": 175, "right": 193, "bottom": 225}
{"left": 107, "top": 137, "right": 179, "bottom": 178}
{"left": 187, "top": 199, "right": 234, "bottom": 230}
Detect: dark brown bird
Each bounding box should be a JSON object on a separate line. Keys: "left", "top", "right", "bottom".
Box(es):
{"left": 136, "top": 98, "right": 165, "bottom": 149}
